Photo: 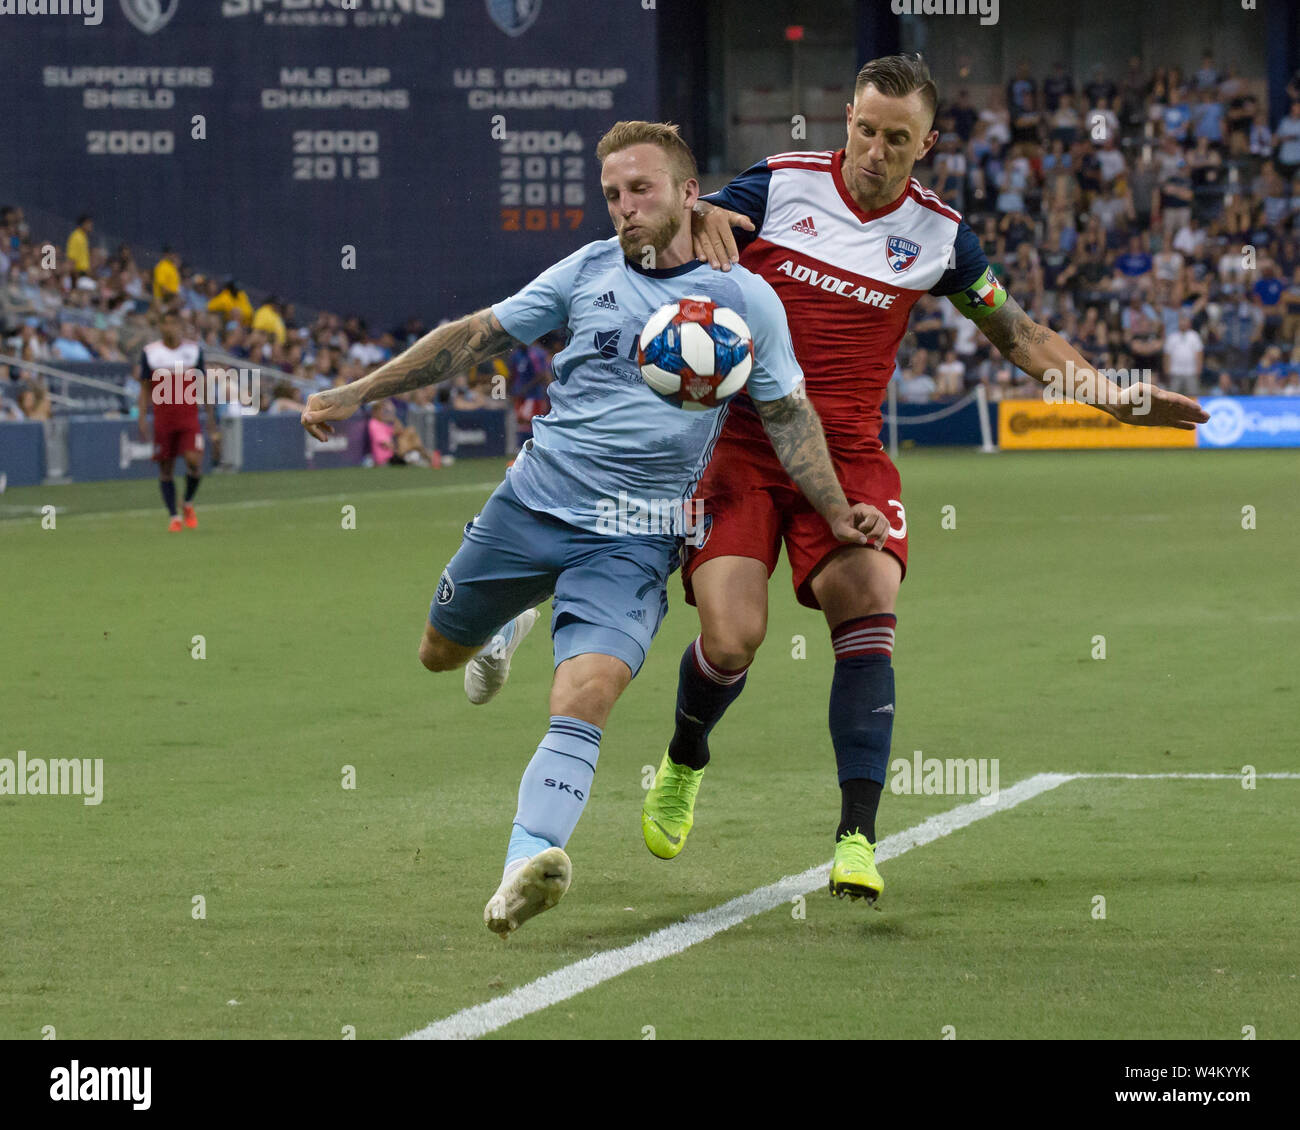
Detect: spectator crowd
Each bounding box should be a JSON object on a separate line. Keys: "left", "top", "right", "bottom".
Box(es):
{"left": 4, "top": 52, "right": 1300, "bottom": 441}
{"left": 0, "top": 206, "right": 559, "bottom": 457}
{"left": 896, "top": 54, "right": 1300, "bottom": 401}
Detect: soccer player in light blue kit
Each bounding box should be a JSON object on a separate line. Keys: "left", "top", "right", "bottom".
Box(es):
{"left": 302, "top": 121, "right": 888, "bottom": 936}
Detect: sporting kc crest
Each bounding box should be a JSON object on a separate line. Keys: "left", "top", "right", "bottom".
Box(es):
{"left": 486, "top": 0, "right": 542, "bottom": 36}
{"left": 120, "top": 0, "right": 178, "bottom": 35}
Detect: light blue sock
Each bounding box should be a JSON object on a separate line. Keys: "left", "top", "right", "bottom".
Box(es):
{"left": 505, "top": 825, "right": 553, "bottom": 875}
{"left": 476, "top": 615, "right": 516, "bottom": 659}
{"left": 504, "top": 715, "right": 602, "bottom": 874}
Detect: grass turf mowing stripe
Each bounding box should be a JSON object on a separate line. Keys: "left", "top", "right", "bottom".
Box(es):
{"left": 404, "top": 772, "right": 1074, "bottom": 1041}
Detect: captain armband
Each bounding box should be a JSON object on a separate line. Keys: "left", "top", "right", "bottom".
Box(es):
{"left": 947, "top": 266, "right": 1008, "bottom": 324}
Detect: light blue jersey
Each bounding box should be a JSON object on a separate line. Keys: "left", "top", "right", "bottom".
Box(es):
{"left": 491, "top": 238, "right": 802, "bottom": 532}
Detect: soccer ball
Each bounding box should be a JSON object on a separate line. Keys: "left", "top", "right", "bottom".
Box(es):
{"left": 637, "top": 296, "right": 753, "bottom": 410}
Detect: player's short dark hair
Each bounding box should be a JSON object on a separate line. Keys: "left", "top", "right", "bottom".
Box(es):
{"left": 853, "top": 53, "right": 939, "bottom": 128}
{"left": 595, "top": 121, "right": 698, "bottom": 188}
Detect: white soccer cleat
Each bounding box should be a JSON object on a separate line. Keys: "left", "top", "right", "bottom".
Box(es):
{"left": 484, "top": 847, "right": 572, "bottom": 937}
{"left": 463, "top": 606, "right": 541, "bottom": 705}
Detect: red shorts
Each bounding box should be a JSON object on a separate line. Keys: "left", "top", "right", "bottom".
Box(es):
{"left": 683, "top": 412, "right": 907, "bottom": 610}
{"left": 153, "top": 424, "right": 203, "bottom": 463}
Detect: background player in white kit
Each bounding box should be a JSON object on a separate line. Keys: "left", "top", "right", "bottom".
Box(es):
{"left": 137, "top": 307, "right": 219, "bottom": 532}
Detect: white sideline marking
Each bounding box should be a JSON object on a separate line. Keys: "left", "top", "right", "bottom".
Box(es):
{"left": 406, "top": 769, "right": 1300, "bottom": 1040}
{"left": 0, "top": 481, "right": 500, "bottom": 527}
{"left": 404, "top": 772, "right": 1074, "bottom": 1041}
{"left": 1074, "top": 772, "right": 1300, "bottom": 780}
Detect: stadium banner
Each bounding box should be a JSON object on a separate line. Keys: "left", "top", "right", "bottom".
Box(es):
{"left": 65, "top": 417, "right": 164, "bottom": 480}
{"left": 434, "top": 407, "right": 510, "bottom": 458}
{"left": 884, "top": 396, "right": 991, "bottom": 447}
{"left": 1196, "top": 397, "right": 1300, "bottom": 449}
{"left": 997, "top": 401, "right": 1197, "bottom": 450}
{"left": 0, "top": 421, "right": 46, "bottom": 487}
{"left": 241, "top": 414, "right": 309, "bottom": 472}
{"left": 305, "top": 414, "right": 366, "bottom": 467}
{"left": 0, "top": 2, "right": 657, "bottom": 332}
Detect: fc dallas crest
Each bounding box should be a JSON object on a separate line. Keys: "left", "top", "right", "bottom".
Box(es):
{"left": 885, "top": 235, "right": 921, "bottom": 273}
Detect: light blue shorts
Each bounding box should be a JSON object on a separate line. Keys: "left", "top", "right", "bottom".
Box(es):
{"left": 428, "top": 476, "right": 676, "bottom": 676}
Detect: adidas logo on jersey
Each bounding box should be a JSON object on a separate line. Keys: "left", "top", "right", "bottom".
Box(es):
{"left": 593, "top": 290, "right": 619, "bottom": 310}
{"left": 791, "top": 216, "right": 819, "bottom": 236}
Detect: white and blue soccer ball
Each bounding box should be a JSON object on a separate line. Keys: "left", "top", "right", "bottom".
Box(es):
{"left": 637, "top": 295, "right": 753, "bottom": 410}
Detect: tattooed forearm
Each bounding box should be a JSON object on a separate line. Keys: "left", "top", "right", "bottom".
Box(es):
{"left": 754, "top": 391, "right": 848, "bottom": 519}
{"left": 356, "top": 308, "right": 516, "bottom": 403}
{"left": 977, "top": 294, "right": 1122, "bottom": 407}
{"left": 978, "top": 295, "right": 1053, "bottom": 373}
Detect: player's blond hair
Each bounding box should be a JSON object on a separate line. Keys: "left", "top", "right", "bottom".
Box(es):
{"left": 595, "top": 121, "right": 698, "bottom": 188}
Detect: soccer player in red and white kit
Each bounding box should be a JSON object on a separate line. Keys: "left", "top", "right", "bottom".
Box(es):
{"left": 137, "top": 309, "right": 218, "bottom": 531}
{"left": 639, "top": 55, "right": 1208, "bottom": 901}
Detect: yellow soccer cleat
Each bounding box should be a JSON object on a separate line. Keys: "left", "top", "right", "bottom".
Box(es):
{"left": 641, "top": 749, "right": 704, "bottom": 860}
{"left": 828, "top": 831, "right": 884, "bottom": 905}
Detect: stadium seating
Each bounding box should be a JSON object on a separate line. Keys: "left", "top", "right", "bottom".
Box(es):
{"left": 4, "top": 57, "right": 1300, "bottom": 443}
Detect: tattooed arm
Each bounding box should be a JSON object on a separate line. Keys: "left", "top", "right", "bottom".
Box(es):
{"left": 977, "top": 294, "right": 1057, "bottom": 376}
{"left": 753, "top": 389, "right": 889, "bottom": 547}
{"left": 976, "top": 294, "right": 1208, "bottom": 428}
{"left": 301, "top": 308, "right": 517, "bottom": 439}
{"left": 977, "top": 293, "right": 1125, "bottom": 407}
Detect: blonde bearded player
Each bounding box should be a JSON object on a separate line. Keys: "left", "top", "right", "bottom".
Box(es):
{"left": 638, "top": 54, "right": 1209, "bottom": 902}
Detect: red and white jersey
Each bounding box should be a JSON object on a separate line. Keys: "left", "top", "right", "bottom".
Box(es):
{"left": 703, "top": 147, "right": 993, "bottom": 447}
{"left": 140, "top": 339, "right": 205, "bottom": 429}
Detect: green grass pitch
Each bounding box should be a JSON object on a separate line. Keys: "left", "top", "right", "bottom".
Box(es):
{"left": 1, "top": 449, "right": 1296, "bottom": 1040}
